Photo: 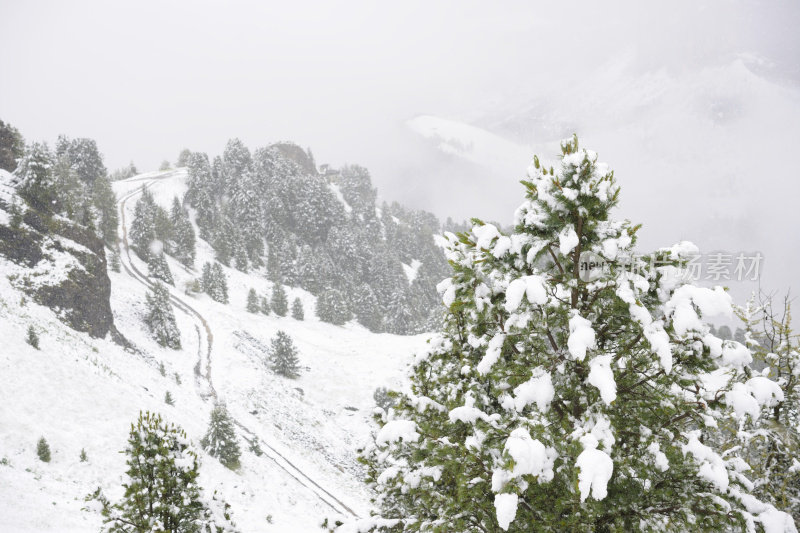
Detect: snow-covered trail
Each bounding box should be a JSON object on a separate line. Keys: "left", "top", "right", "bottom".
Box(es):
{"left": 115, "top": 172, "right": 361, "bottom": 519}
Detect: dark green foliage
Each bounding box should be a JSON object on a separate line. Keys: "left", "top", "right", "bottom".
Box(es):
{"left": 200, "top": 262, "right": 228, "bottom": 303}
{"left": 130, "top": 187, "right": 171, "bottom": 260}
{"left": 268, "top": 330, "right": 301, "bottom": 378}
{"left": 169, "top": 197, "right": 196, "bottom": 267}
{"left": 246, "top": 288, "right": 260, "bottom": 313}
{"left": 201, "top": 403, "right": 241, "bottom": 470}
{"left": 291, "top": 297, "right": 304, "bottom": 320}
{"left": 36, "top": 437, "right": 51, "bottom": 462}
{"left": 158, "top": 361, "right": 166, "bottom": 377}
{"left": 80, "top": 448, "right": 88, "bottom": 462}
{"left": 165, "top": 391, "right": 174, "bottom": 406}
{"left": 316, "top": 288, "right": 351, "bottom": 325}
{"left": 26, "top": 325, "right": 39, "bottom": 349}
{"left": 356, "top": 136, "right": 783, "bottom": 532}
{"left": 0, "top": 119, "right": 24, "bottom": 172}
{"left": 147, "top": 251, "right": 174, "bottom": 285}
{"left": 15, "top": 142, "right": 56, "bottom": 211}
{"left": 271, "top": 283, "right": 288, "bottom": 317}
{"left": 96, "top": 411, "right": 237, "bottom": 532}
{"left": 144, "top": 282, "right": 181, "bottom": 349}
{"left": 184, "top": 140, "right": 450, "bottom": 335}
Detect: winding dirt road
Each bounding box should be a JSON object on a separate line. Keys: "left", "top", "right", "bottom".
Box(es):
{"left": 116, "top": 172, "right": 360, "bottom": 519}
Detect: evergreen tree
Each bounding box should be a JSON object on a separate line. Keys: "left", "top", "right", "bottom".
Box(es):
{"left": 144, "top": 282, "right": 181, "bottom": 349}
{"left": 26, "top": 325, "right": 39, "bottom": 349}
{"left": 246, "top": 288, "right": 260, "bottom": 313}
{"left": 148, "top": 251, "right": 174, "bottom": 285}
{"left": 97, "top": 411, "right": 237, "bottom": 533}
{"left": 291, "top": 297, "right": 304, "bottom": 320}
{"left": 0, "top": 118, "right": 24, "bottom": 172}
{"left": 14, "top": 142, "right": 56, "bottom": 211}
{"left": 209, "top": 263, "right": 229, "bottom": 304}
{"left": 316, "top": 288, "right": 351, "bottom": 325}
{"left": 353, "top": 284, "right": 383, "bottom": 332}
{"left": 201, "top": 403, "right": 241, "bottom": 470}
{"left": 733, "top": 293, "right": 800, "bottom": 522}
{"left": 271, "top": 283, "right": 288, "bottom": 317}
{"left": 170, "top": 196, "right": 196, "bottom": 267}
{"left": 165, "top": 391, "right": 174, "bottom": 406}
{"left": 201, "top": 262, "right": 214, "bottom": 293}
{"left": 350, "top": 136, "right": 794, "bottom": 532}
{"left": 80, "top": 448, "right": 88, "bottom": 462}
{"left": 260, "top": 296, "right": 270, "bottom": 315}
{"left": 36, "top": 437, "right": 51, "bottom": 462}
{"left": 268, "top": 330, "right": 301, "bottom": 378}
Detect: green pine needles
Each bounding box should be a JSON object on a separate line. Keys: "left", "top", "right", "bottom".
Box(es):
{"left": 201, "top": 403, "right": 241, "bottom": 470}
{"left": 338, "top": 136, "right": 795, "bottom": 532}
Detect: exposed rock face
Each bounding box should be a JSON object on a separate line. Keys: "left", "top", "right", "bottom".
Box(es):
{"left": 0, "top": 176, "right": 115, "bottom": 338}
{"left": 268, "top": 142, "right": 317, "bottom": 175}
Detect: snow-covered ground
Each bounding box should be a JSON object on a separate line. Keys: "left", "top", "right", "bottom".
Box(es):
{"left": 0, "top": 169, "right": 431, "bottom": 532}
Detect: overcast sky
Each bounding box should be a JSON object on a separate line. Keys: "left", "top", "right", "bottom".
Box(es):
{"left": 2, "top": 0, "right": 799, "bottom": 302}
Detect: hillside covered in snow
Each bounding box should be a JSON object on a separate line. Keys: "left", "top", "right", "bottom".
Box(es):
{"left": 0, "top": 163, "right": 436, "bottom": 532}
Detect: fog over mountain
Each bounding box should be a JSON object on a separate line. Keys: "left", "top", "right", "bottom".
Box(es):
{"left": 2, "top": 0, "right": 798, "bottom": 298}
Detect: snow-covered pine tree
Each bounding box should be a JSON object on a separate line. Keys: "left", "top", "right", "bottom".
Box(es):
{"left": 170, "top": 196, "right": 196, "bottom": 267}
{"left": 148, "top": 251, "right": 174, "bottom": 285}
{"left": 268, "top": 330, "right": 301, "bottom": 378}
{"left": 97, "top": 411, "right": 237, "bottom": 532}
{"left": 164, "top": 391, "right": 174, "bottom": 405}
{"left": 208, "top": 262, "right": 229, "bottom": 304}
{"left": 348, "top": 136, "right": 795, "bottom": 532}
{"left": 80, "top": 448, "right": 88, "bottom": 462}
{"left": 14, "top": 141, "right": 56, "bottom": 211}
{"left": 354, "top": 283, "right": 383, "bottom": 332}
{"left": 130, "top": 187, "right": 172, "bottom": 261}
{"left": 26, "top": 325, "right": 39, "bottom": 349}
{"left": 144, "top": 281, "right": 181, "bottom": 349}
{"left": 317, "top": 288, "right": 351, "bottom": 326}
{"left": 271, "top": 283, "right": 288, "bottom": 317}
{"left": 246, "top": 288, "right": 260, "bottom": 313}
{"left": 732, "top": 293, "right": 800, "bottom": 522}
{"left": 36, "top": 437, "right": 51, "bottom": 462}
{"left": 260, "top": 296, "right": 270, "bottom": 315}
{"left": 200, "top": 402, "right": 241, "bottom": 470}
{"left": 291, "top": 297, "right": 304, "bottom": 320}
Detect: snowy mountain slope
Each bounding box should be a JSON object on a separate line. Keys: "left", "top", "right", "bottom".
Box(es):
{"left": 0, "top": 169, "right": 432, "bottom": 532}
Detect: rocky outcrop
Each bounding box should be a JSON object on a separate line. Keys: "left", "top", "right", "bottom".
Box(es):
{"left": 0, "top": 176, "right": 115, "bottom": 338}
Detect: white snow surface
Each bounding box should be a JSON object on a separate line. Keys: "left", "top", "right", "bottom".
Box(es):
{"left": 575, "top": 434, "right": 614, "bottom": 502}
{"left": 567, "top": 312, "right": 595, "bottom": 361}
{"left": 494, "top": 493, "right": 518, "bottom": 531}
{"left": 0, "top": 170, "right": 432, "bottom": 532}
